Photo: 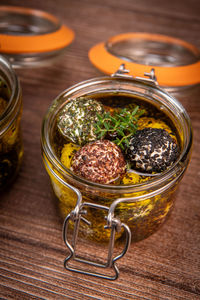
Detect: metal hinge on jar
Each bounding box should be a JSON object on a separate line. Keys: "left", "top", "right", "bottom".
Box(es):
{"left": 112, "top": 63, "right": 158, "bottom": 86}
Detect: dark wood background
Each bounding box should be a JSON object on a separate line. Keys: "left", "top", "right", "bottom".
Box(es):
{"left": 0, "top": 0, "right": 200, "bottom": 299}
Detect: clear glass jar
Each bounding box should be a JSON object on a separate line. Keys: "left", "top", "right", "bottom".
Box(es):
{"left": 41, "top": 70, "right": 192, "bottom": 244}
{"left": 0, "top": 55, "right": 23, "bottom": 190}
{"left": 0, "top": 6, "right": 74, "bottom": 68}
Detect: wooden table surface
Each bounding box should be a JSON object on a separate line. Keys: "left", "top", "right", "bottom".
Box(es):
{"left": 0, "top": 0, "right": 200, "bottom": 299}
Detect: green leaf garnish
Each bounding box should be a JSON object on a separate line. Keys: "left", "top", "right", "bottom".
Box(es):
{"left": 94, "top": 105, "right": 144, "bottom": 150}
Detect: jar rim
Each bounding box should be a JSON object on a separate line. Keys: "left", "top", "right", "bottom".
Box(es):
{"left": 41, "top": 74, "right": 193, "bottom": 193}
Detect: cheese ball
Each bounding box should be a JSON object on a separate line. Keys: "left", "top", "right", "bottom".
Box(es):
{"left": 126, "top": 128, "right": 179, "bottom": 173}
{"left": 57, "top": 97, "right": 104, "bottom": 145}
{"left": 71, "top": 140, "right": 126, "bottom": 184}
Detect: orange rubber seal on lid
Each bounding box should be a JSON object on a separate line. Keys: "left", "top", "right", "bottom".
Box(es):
{"left": 89, "top": 33, "right": 200, "bottom": 87}
{"left": 0, "top": 6, "right": 74, "bottom": 54}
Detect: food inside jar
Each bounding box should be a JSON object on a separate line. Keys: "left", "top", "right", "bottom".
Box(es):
{"left": 46, "top": 93, "right": 182, "bottom": 242}
{"left": 53, "top": 94, "right": 180, "bottom": 186}
{"left": 0, "top": 80, "right": 23, "bottom": 190}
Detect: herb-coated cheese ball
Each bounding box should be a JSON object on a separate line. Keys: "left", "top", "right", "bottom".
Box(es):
{"left": 57, "top": 97, "right": 104, "bottom": 145}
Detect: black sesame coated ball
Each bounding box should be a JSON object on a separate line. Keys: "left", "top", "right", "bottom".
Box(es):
{"left": 126, "top": 128, "right": 180, "bottom": 173}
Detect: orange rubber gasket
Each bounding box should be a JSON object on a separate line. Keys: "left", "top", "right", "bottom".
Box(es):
{"left": 89, "top": 33, "right": 200, "bottom": 87}
{"left": 0, "top": 6, "right": 74, "bottom": 54}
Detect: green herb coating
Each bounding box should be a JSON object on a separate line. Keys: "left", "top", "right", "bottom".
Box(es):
{"left": 57, "top": 97, "right": 105, "bottom": 145}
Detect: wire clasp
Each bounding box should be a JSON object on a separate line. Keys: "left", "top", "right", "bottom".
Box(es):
{"left": 63, "top": 200, "right": 131, "bottom": 280}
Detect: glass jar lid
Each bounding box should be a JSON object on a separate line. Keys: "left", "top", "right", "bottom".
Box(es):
{"left": 0, "top": 6, "right": 75, "bottom": 67}
{"left": 89, "top": 32, "right": 200, "bottom": 87}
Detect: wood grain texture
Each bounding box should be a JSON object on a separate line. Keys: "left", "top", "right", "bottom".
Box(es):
{"left": 0, "top": 0, "right": 200, "bottom": 299}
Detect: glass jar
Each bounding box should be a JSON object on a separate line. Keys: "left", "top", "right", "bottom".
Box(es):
{"left": 41, "top": 66, "right": 192, "bottom": 279}
{"left": 0, "top": 55, "right": 23, "bottom": 190}
{"left": 0, "top": 6, "right": 74, "bottom": 68}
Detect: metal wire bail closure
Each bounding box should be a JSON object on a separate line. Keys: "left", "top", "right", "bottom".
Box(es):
{"left": 63, "top": 197, "right": 131, "bottom": 280}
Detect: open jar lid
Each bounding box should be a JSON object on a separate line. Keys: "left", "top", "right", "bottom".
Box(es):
{"left": 0, "top": 6, "right": 75, "bottom": 68}
{"left": 89, "top": 32, "right": 200, "bottom": 87}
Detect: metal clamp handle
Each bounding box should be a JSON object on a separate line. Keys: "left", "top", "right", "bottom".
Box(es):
{"left": 63, "top": 202, "right": 131, "bottom": 280}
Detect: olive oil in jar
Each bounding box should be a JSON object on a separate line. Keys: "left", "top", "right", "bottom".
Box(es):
{"left": 0, "top": 78, "right": 23, "bottom": 190}
{"left": 43, "top": 93, "right": 181, "bottom": 242}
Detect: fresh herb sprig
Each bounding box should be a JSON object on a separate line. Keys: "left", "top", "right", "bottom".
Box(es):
{"left": 95, "top": 106, "right": 144, "bottom": 150}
